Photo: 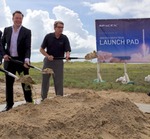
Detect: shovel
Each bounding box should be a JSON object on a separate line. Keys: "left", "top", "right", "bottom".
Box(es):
{"left": 0, "top": 68, "right": 19, "bottom": 79}
{"left": 53, "top": 51, "right": 98, "bottom": 60}
{"left": 54, "top": 57, "right": 85, "bottom": 60}
{"left": 9, "top": 58, "right": 42, "bottom": 72}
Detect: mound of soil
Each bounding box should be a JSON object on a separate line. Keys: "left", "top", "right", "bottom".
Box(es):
{"left": 0, "top": 90, "right": 150, "bottom": 139}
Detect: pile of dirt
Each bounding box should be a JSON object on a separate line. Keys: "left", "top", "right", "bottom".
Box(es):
{"left": 0, "top": 91, "right": 149, "bottom": 139}
{"left": 42, "top": 68, "right": 54, "bottom": 74}
{"left": 0, "top": 77, "right": 5, "bottom": 83}
{"left": 16, "top": 75, "right": 36, "bottom": 85}
{"left": 85, "top": 50, "right": 97, "bottom": 60}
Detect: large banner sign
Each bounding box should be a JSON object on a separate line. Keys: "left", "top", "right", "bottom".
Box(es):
{"left": 95, "top": 18, "right": 150, "bottom": 63}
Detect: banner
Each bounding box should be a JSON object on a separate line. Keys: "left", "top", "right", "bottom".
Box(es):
{"left": 95, "top": 18, "right": 150, "bottom": 63}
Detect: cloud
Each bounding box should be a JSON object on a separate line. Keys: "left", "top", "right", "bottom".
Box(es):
{"left": 53, "top": 5, "right": 88, "bottom": 39}
{"left": 0, "top": 0, "right": 12, "bottom": 29}
{"left": 83, "top": 0, "right": 121, "bottom": 16}
{"left": 24, "top": 6, "right": 96, "bottom": 60}
{"left": 52, "top": 5, "right": 96, "bottom": 53}
{"left": 83, "top": 0, "right": 150, "bottom": 18}
{"left": 0, "top": 1, "right": 96, "bottom": 62}
{"left": 23, "top": 9, "right": 54, "bottom": 50}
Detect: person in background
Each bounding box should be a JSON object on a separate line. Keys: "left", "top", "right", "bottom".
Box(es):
{"left": 0, "top": 30, "right": 2, "bottom": 38}
{"left": 40, "top": 20, "right": 71, "bottom": 100}
{"left": 1, "top": 10, "right": 33, "bottom": 112}
{"left": 0, "top": 30, "right": 2, "bottom": 64}
{"left": 0, "top": 30, "right": 2, "bottom": 36}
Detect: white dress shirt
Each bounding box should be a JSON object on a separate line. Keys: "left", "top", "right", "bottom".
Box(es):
{"left": 10, "top": 26, "right": 22, "bottom": 57}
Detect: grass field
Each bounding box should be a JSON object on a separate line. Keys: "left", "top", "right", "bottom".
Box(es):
{"left": 63, "top": 61, "right": 150, "bottom": 93}
{"left": 1, "top": 61, "right": 150, "bottom": 93}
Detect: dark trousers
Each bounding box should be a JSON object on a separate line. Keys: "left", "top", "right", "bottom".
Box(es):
{"left": 4, "top": 58, "right": 32, "bottom": 107}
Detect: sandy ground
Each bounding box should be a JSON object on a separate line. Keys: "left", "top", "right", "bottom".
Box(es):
{"left": 0, "top": 81, "right": 150, "bottom": 139}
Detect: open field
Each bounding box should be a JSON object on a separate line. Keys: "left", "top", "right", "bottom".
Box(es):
{"left": 6, "top": 61, "right": 150, "bottom": 93}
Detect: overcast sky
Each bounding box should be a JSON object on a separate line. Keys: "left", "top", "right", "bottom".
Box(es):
{"left": 0, "top": 0, "right": 150, "bottom": 62}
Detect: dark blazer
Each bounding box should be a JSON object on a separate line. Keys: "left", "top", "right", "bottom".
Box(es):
{"left": 0, "top": 30, "right": 2, "bottom": 63}
{"left": 2, "top": 26, "right": 31, "bottom": 61}
{"left": 0, "top": 30, "right": 2, "bottom": 38}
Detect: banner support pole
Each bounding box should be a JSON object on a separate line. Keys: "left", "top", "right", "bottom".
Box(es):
{"left": 94, "top": 60, "right": 105, "bottom": 83}
{"left": 124, "top": 62, "right": 134, "bottom": 84}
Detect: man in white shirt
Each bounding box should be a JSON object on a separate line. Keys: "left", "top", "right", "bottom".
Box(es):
{"left": 1, "top": 11, "right": 33, "bottom": 112}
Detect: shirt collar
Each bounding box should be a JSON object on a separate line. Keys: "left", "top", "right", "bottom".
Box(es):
{"left": 53, "top": 32, "right": 63, "bottom": 39}
{"left": 12, "top": 25, "right": 22, "bottom": 32}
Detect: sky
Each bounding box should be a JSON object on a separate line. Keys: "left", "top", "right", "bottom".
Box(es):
{"left": 0, "top": 0, "right": 150, "bottom": 62}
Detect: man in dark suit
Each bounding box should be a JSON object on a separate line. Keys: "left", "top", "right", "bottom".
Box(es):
{"left": 1, "top": 11, "right": 33, "bottom": 112}
{"left": 0, "top": 30, "right": 1, "bottom": 39}
{"left": 0, "top": 30, "right": 2, "bottom": 63}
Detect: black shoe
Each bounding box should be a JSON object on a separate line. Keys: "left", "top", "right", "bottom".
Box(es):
{"left": 41, "top": 99, "right": 44, "bottom": 102}
{"left": 1, "top": 106, "right": 12, "bottom": 112}
{"left": 147, "top": 92, "right": 150, "bottom": 96}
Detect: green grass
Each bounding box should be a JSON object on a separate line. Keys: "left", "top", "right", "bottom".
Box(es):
{"left": 1, "top": 61, "right": 150, "bottom": 93}
{"left": 64, "top": 62, "right": 150, "bottom": 93}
